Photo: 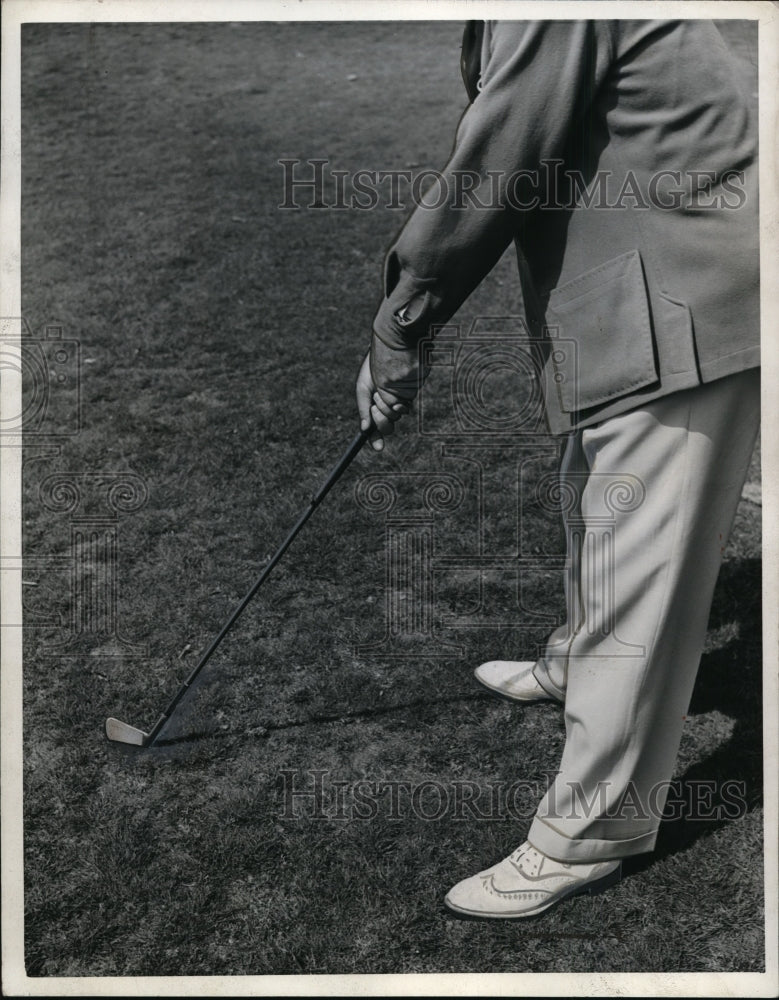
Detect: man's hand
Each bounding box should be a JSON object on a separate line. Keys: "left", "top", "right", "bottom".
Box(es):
{"left": 356, "top": 335, "right": 425, "bottom": 451}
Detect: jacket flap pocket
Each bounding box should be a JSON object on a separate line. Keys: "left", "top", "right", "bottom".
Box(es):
{"left": 545, "top": 250, "right": 659, "bottom": 413}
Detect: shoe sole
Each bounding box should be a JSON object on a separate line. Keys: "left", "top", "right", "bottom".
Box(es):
{"left": 443, "top": 863, "right": 622, "bottom": 920}
{"left": 474, "top": 670, "right": 562, "bottom": 705}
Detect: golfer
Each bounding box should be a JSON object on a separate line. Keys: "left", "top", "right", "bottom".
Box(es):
{"left": 356, "top": 19, "right": 760, "bottom": 918}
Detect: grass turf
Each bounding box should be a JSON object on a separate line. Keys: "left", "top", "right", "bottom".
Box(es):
{"left": 18, "top": 18, "right": 764, "bottom": 978}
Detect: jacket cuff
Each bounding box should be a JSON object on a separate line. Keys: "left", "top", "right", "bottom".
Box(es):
{"left": 372, "top": 255, "right": 445, "bottom": 350}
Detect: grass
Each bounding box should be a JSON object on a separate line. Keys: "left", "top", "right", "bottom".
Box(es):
{"left": 17, "top": 17, "right": 766, "bottom": 983}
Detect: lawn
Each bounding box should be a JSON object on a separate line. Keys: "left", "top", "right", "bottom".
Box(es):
{"left": 12, "top": 13, "right": 768, "bottom": 991}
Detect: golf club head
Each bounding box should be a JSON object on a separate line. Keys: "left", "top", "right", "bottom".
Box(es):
{"left": 105, "top": 717, "right": 150, "bottom": 746}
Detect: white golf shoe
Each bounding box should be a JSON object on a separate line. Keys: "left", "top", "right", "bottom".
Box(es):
{"left": 474, "top": 660, "right": 562, "bottom": 703}
{"left": 444, "top": 841, "right": 621, "bottom": 919}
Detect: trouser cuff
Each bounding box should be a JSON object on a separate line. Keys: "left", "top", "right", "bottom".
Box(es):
{"left": 527, "top": 815, "right": 657, "bottom": 863}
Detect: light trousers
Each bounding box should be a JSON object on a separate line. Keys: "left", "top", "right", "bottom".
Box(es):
{"left": 526, "top": 368, "right": 761, "bottom": 862}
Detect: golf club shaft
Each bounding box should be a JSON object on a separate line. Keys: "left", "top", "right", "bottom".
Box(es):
{"left": 144, "top": 427, "right": 371, "bottom": 746}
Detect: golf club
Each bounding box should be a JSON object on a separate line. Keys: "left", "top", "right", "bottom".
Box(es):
{"left": 105, "top": 426, "right": 371, "bottom": 748}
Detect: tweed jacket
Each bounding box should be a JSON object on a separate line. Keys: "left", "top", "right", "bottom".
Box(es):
{"left": 372, "top": 20, "right": 760, "bottom": 434}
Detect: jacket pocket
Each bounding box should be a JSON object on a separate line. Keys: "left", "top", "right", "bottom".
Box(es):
{"left": 544, "top": 249, "right": 659, "bottom": 413}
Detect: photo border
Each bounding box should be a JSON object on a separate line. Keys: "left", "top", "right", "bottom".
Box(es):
{"left": 2, "top": 1, "right": 777, "bottom": 996}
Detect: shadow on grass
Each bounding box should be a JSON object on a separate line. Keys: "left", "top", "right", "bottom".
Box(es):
{"left": 152, "top": 690, "right": 499, "bottom": 746}
{"left": 626, "top": 556, "right": 763, "bottom": 875}
{"left": 113, "top": 557, "right": 764, "bottom": 876}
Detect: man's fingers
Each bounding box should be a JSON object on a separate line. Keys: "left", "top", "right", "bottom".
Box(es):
{"left": 372, "top": 391, "right": 409, "bottom": 422}
{"left": 356, "top": 352, "right": 376, "bottom": 431}
{"left": 358, "top": 338, "right": 418, "bottom": 450}
{"left": 358, "top": 405, "right": 373, "bottom": 433}
{"left": 371, "top": 393, "right": 394, "bottom": 421}
{"left": 358, "top": 400, "right": 372, "bottom": 433}
{"left": 375, "top": 385, "right": 414, "bottom": 410}
{"left": 370, "top": 402, "right": 397, "bottom": 437}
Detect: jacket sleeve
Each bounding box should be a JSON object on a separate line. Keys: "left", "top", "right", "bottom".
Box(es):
{"left": 373, "top": 19, "right": 615, "bottom": 349}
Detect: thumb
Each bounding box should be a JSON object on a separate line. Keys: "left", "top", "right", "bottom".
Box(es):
{"left": 356, "top": 353, "right": 375, "bottom": 431}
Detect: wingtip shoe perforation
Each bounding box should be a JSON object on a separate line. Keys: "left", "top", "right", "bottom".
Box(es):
{"left": 444, "top": 841, "right": 622, "bottom": 919}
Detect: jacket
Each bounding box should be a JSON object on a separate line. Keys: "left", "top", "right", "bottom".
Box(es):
{"left": 372, "top": 20, "right": 760, "bottom": 434}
